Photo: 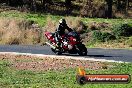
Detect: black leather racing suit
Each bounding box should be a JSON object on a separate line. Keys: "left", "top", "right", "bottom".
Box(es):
{"left": 55, "top": 23, "right": 73, "bottom": 47}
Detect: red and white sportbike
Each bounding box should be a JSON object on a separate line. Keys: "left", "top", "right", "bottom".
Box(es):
{"left": 45, "top": 31, "right": 87, "bottom": 55}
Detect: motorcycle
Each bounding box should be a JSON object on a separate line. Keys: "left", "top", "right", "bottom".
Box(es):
{"left": 44, "top": 31, "right": 87, "bottom": 56}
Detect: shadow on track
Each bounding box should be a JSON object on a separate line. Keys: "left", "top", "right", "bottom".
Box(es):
{"left": 61, "top": 53, "right": 114, "bottom": 58}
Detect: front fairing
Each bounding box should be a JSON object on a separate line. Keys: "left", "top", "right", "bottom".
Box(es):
{"left": 45, "top": 32, "right": 55, "bottom": 43}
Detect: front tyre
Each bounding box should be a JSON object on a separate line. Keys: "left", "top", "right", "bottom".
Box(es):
{"left": 55, "top": 51, "right": 62, "bottom": 55}
{"left": 51, "top": 48, "right": 62, "bottom": 55}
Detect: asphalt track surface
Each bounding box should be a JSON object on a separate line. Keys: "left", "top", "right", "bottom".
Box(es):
{"left": 0, "top": 45, "right": 132, "bottom": 62}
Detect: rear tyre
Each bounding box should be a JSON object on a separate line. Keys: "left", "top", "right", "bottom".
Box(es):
{"left": 77, "top": 44, "right": 87, "bottom": 56}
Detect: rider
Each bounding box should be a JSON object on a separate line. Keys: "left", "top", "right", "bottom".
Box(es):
{"left": 55, "top": 19, "right": 73, "bottom": 49}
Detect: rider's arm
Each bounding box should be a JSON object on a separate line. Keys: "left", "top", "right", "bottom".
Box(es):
{"left": 66, "top": 25, "right": 73, "bottom": 32}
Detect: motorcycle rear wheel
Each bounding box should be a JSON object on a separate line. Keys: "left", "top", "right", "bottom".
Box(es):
{"left": 77, "top": 44, "right": 87, "bottom": 56}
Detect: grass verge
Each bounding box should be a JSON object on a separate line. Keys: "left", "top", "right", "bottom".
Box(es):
{"left": 0, "top": 10, "right": 132, "bottom": 49}
{"left": 0, "top": 54, "right": 131, "bottom": 88}
{"left": 0, "top": 11, "right": 132, "bottom": 27}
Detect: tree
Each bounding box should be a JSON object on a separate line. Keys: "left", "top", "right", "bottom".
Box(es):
{"left": 41, "top": 0, "right": 46, "bottom": 12}
{"left": 65, "top": 0, "right": 72, "bottom": 14}
{"left": 7, "top": 0, "right": 23, "bottom": 6}
{"left": 117, "top": 0, "right": 129, "bottom": 13}
{"left": 42, "top": 0, "right": 49, "bottom": 12}
{"left": 106, "top": 0, "right": 113, "bottom": 18}
{"left": 125, "top": 0, "right": 129, "bottom": 13}
{"left": 30, "top": 0, "right": 37, "bottom": 12}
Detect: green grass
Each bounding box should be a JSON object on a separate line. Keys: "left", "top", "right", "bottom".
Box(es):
{"left": 82, "top": 18, "right": 132, "bottom": 26}
{"left": 0, "top": 11, "right": 131, "bottom": 27}
{"left": 0, "top": 59, "right": 132, "bottom": 88}
{"left": 0, "top": 11, "right": 63, "bottom": 27}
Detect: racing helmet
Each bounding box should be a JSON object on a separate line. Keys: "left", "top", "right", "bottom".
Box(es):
{"left": 59, "top": 19, "right": 66, "bottom": 25}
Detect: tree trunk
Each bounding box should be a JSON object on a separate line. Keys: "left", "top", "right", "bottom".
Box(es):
{"left": 106, "top": 0, "right": 113, "bottom": 18}
{"left": 31, "top": 0, "right": 37, "bottom": 12}
{"left": 7, "top": 0, "right": 11, "bottom": 5}
{"left": 8, "top": 0, "right": 13, "bottom": 6}
{"left": 65, "top": 0, "right": 72, "bottom": 15}
{"left": 42, "top": 0, "right": 47, "bottom": 12}
{"left": 126, "top": 0, "right": 128, "bottom": 12}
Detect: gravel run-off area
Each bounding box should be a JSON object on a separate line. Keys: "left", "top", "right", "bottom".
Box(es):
{"left": 0, "top": 54, "right": 111, "bottom": 71}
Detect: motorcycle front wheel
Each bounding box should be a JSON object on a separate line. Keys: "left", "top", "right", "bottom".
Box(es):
{"left": 51, "top": 48, "right": 62, "bottom": 55}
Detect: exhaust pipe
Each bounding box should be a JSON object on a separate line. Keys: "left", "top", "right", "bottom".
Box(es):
{"left": 45, "top": 42, "right": 56, "bottom": 49}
